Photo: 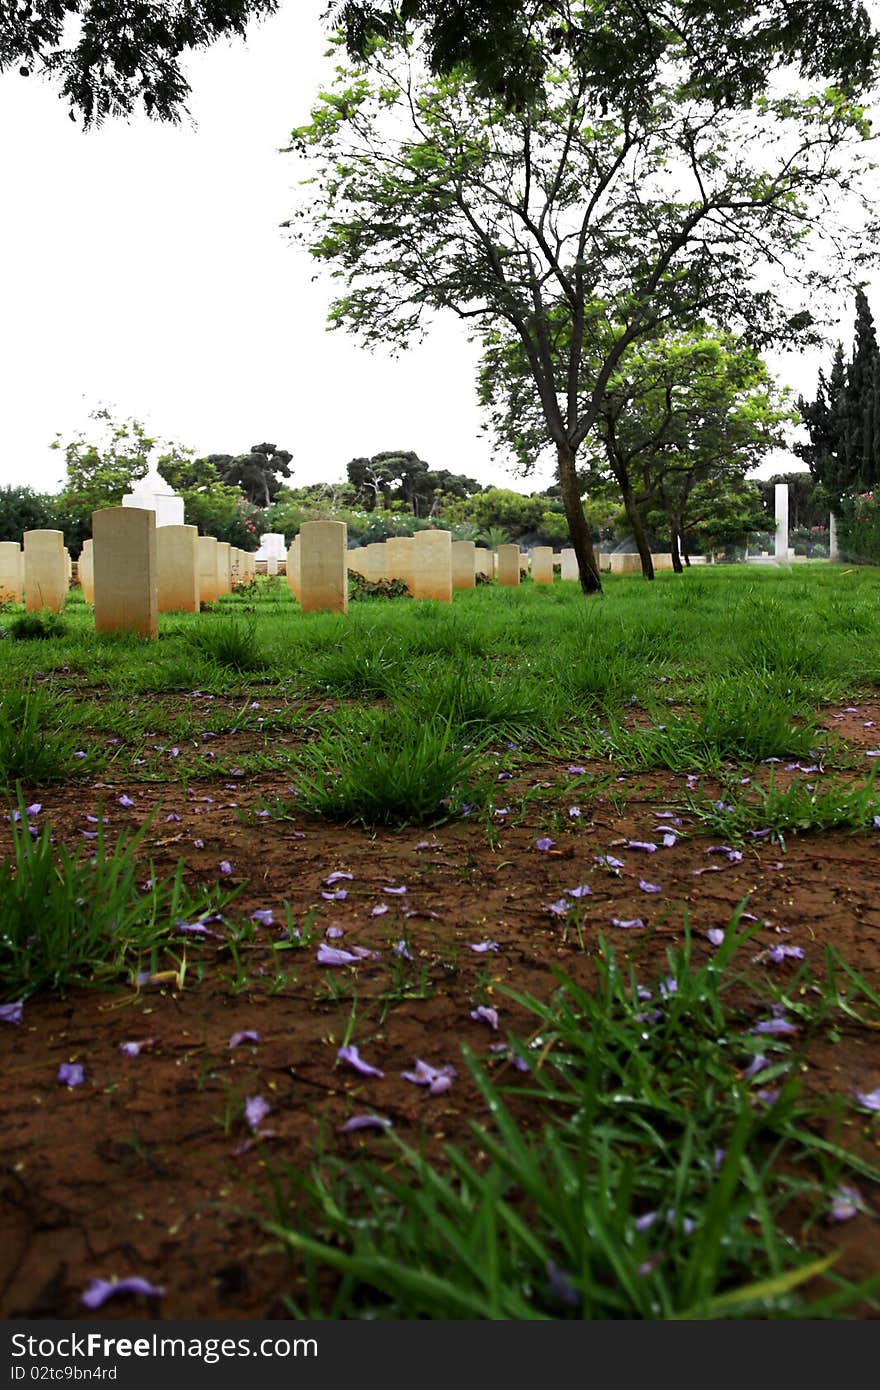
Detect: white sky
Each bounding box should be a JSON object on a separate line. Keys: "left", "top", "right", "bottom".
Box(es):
{"left": 0, "top": 3, "right": 873, "bottom": 499}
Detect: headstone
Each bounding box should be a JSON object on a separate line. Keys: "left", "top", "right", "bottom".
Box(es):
{"left": 92, "top": 506, "right": 157, "bottom": 638}
{"left": 474, "top": 547, "right": 492, "bottom": 578}
{"left": 652, "top": 553, "right": 674, "bottom": 572}
{"left": 386, "top": 536, "right": 415, "bottom": 591}
{"left": 531, "top": 546, "right": 553, "bottom": 584}
{"left": 216, "top": 541, "right": 232, "bottom": 595}
{"left": 412, "top": 529, "right": 452, "bottom": 601}
{"left": 610, "top": 553, "right": 642, "bottom": 574}
{"left": 64, "top": 548, "right": 72, "bottom": 584}
{"left": 775, "top": 482, "right": 789, "bottom": 562}
{"left": 497, "top": 544, "right": 521, "bottom": 587}
{"left": 0, "top": 542, "right": 23, "bottom": 603}
{"left": 78, "top": 539, "right": 94, "bottom": 603}
{"left": 198, "top": 536, "right": 220, "bottom": 604}
{"left": 829, "top": 513, "right": 839, "bottom": 562}
{"left": 560, "top": 548, "right": 578, "bottom": 581}
{"left": 286, "top": 536, "right": 301, "bottom": 601}
{"left": 254, "top": 533, "right": 286, "bottom": 570}
{"left": 451, "top": 540, "right": 476, "bottom": 590}
{"left": 121, "top": 461, "right": 185, "bottom": 527}
{"left": 299, "top": 520, "right": 348, "bottom": 614}
{"left": 157, "top": 524, "right": 199, "bottom": 613}
{"left": 23, "top": 530, "right": 67, "bottom": 613}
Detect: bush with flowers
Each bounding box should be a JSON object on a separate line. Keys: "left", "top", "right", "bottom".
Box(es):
{"left": 837, "top": 491, "right": 880, "bottom": 565}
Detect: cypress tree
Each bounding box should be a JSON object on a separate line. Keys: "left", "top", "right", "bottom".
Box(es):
{"left": 798, "top": 291, "right": 880, "bottom": 504}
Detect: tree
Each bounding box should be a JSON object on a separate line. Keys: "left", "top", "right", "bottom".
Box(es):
{"left": 1, "top": 0, "right": 278, "bottom": 126}
{"left": 7, "top": 1, "right": 878, "bottom": 127}
{"left": 53, "top": 408, "right": 157, "bottom": 519}
{"left": 0, "top": 486, "right": 58, "bottom": 543}
{"left": 346, "top": 450, "right": 480, "bottom": 514}
{"left": 158, "top": 450, "right": 266, "bottom": 546}
{"left": 287, "top": 37, "right": 874, "bottom": 594}
{"left": 571, "top": 330, "right": 791, "bottom": 576}
{"left": 797, "top": 290, "right": 880, "bottom": 506}
{"left": 210, "top": 443, "right": 293, "bottom": 508}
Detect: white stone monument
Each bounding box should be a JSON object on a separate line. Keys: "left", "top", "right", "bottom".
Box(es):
{"left": 774, "top": 482, "right": 789, "bottom": 563}
{"left": 121, "top": 462, "right": 185, "bottom": 528}
{"left": 254, "top": 533, "right": 286, "bottom": 575}
{"left": 829, "top": 513, "right": 839, "bottom": 562}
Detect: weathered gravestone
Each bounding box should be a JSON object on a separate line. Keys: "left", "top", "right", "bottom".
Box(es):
{"left": 23, "top": 530, "right": 67, "bottom": 613}
{"left": 0, "top": 542, "right": 23, "bottom": 603}
{"left": 451, "top": 540, "right": 476, "bottom": 590}
{"left": 286, "top": 536, "right": 301, "bottom": 601}
{"left": 412, "top": 529, "right": 452, "bottom": 601}
{"left": 92, "top": 507, "right": 157, "bottom": 638}
{"left": 560, "top": 548, "right": 578, "bottom": 581}
{"left": 157, "top": 525, "right": 199, "bottom": 613}
{"left": 198, "top": 536, "right": 220, "bottom": 604}
{"left": 531, "top": 546, "right": 554, "bottom": 584}
{"left": 78, "top": 540, "right": 94, "bottom": 603}
{"left": 775, "top": 483, "right": 789, "bottom": 563}
{"left": 385, "top": 536, "right": 415, "bottom": 592}
{"left": 496, "top": 544, "right": 521, "bottom": 587}
{"left": 299, "top": 520, "right": 348, "bottom": 614}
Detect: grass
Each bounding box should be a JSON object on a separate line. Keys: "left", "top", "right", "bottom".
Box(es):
{"left": 262, "top": 919, "right": 880, "bottom": 1319}
{"left": 0, "top": 793, "right": 236, "bottom": 999}
{"left": 0, "top": 680, "right": 93, "bottom": 787}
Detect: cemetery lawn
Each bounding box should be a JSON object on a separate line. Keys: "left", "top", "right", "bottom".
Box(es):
{"left": 1, "top": 566, "right": 879, "bottom": 1319}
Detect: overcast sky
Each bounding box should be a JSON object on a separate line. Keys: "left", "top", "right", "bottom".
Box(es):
{"left": 0, "top": 4, "right": 873, "bottom": 500}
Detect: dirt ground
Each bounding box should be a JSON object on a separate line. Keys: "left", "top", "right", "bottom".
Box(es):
{"left": 1, "top": 695, "right": 879, "bottom": 1319}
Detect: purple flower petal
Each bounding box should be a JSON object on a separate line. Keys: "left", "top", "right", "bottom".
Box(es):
{"left": 742, "top": 1054, "right": 769, "bottom": 1080}
{"left": 706, "top": 928, "right": 725, "bottom": 947}
{"left": 338, "top": 1044, "right": 384, "bottom": 1078}
{"left": 321, "top": 889, "right": 348, "bottom": 901}
{"left": 567, "top": 765, "right": 586, "bottom": 775}
{"left": 402, "top": 1058, "right": 456, "bottom": 1095}
{"left": 370, "top": 904, "right": 389, "bottom": 917}
{"left": 339, "top": 1114, "right": 393, "bottom": 1133}
{"left": 218, "top": 860, "right": 233, "bottom": 876}
{"left": 118, "top": 794, "right": 135, "bottom": 808}
{"left": 229, "top": 1031, "right": 260, "bottom": 1048}
{"left": 326, "top": 926, "right": 345, "bottom": 939}
{"left": 853, "top": 1086, "right": 880, "bottom": 1112}
{"left": 469, "top": 1005, "right": 499, "bottom": 1030}
{"left": 535, "top": 837, "right": 555, "bottom": 851}
{"left": 659, "top": 977, "right": 678, "bottom": 997}
{"left": 568, "top": 806, "right": 582, "bottom": 818}
{"left": 547, "top": 899, "right": 570, "bottom": 916}
{"left": 324, "top": 871, "right": 353, "bottom": 885}
{"left": 468, "top": 940, "right": 499, "bottom": 953}
{"left": 57, "top": 1062, "right": 84, "bottom": 1087}
{"left": 565, "top": 884, "right": 591, "bottom": 898}
{"left": 392, "top": 939, "right": 413, "bottom": 960}
{"left": 316, "top": 944, "right": 361, "bottom": 966}
{"left": 638, "top": 879, "right": 662, "bottom": 894}
{"left": 596, "top": 854, "right": 624, "bottom": 870}
{"left": 545, "top": 1260, "right": 580, "bottom": 1308}
{"left": 193, "top": 838, "right": 205, "bottom": 849}
{"left": 661, "top": 833, "right": 677, "bottom": 847}
{"left": 251, "top": 908, "right": 274, "bottom": 926}
{"left": 81, "top": 1276, "right": 165, "bottom": 1309}
{"left": 0, "top": 1002, "right": 23, "bottom": 1025}
{"left": 175, "top": 919, "right": 221, "bottom": 938}
{"left": 828, "top": 1185, "right": 862, "bottom": 1222}
{"left": 752, "top": 1017, "right": 799, "bottom": 1036}
{"left": 626, "top": 841, "right": 657, "bottom": 853}
{"left": 120, "top": 1039, "right": 155, "bottom": 1056}
{"left": 165, "top": 812, "right": 182, "bottom": 823}
{"left": 245, "top": 1095, "right": 270, "bottom": 1131}
{"left": 382, "top": 885, "right": 407, "bottom": 895}
{"left": 611, "top": 918, "right": 644, "bottom": 930}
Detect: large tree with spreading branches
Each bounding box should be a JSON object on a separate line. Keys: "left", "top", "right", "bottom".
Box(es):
{"left": 285, "top": 24, "right": 876, "bottom": 592}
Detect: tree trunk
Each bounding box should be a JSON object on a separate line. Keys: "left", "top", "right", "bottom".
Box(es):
{"left": 557, "top": 440, "right": 602, "bottom": 593}
{"left": 670, "top": 525, "right": 683, "bottom": 574}
{"left": 622, "top": 486, "right": 654, "bottom": 580}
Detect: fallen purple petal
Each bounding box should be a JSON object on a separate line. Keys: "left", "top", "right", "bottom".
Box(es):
{"left": 402, "top": 1058, "right": 456, "bottom": 1095}
{"left": 535, "top": 837, "right": 555, "bottom": 851}
{"left": 321, "top": 889, "right": 348, "bottom": 901}
{"left": 250, "top": 909, "right": 274, "bottom": 927}
{"left": 828, "top": 1185, "right": 861, "bottom": 1223}
{"left": 565, "top": 884, "right": 591, "bottom": 898}
{"left": 596, "top": 854, "right": 624, "bottom": 870}
{"left": 638, "top": 879, "right": 662, "bottom": 894}
{"left": 245, "top": 1095, "right": 271, "bottom": 1131}
{"left": 611, "top": 918, "right": 644, "bottom": 930}
{"left": 392, "top": 940, "right": 413, "bottom": 960}
{"left": 370, "top": 904, "right": 389, "bottom": 917}
{"left": 339, "top": 1114, "right": 393, "bottom": 1133}
{"left": 382, "top": 885, "right": 407, "bottom": 895}
{"left": 326, "top": 926, "right": 345, "bottom": 939}
{"left": 545, "top": 1260, "right": 580, "bottom": 1307}
{"left": 57, "top": 1062, "right": 84, "bottom": 1087}
{"left": 568, "top": 806, "right": 582, "bottom": 818}
{"left": 567, "top": 765, "right": 586, "bottom": 775}
{"left": 0, "top": 1002, "right": 23, "bottom": 1025}
{"left": 316, "top": 944, "right": 361, "bottom": 966}
{"left": 323, "top": 871, "right": 353, "bottom": 885}
{"left": 118, "top": 794, "right": 135, "bottom": 808}
{"left": 626, "top": 841, "right": 657, "bottom": 853}
{"left": 706, "top": 928, "right": 725, "bottom": 947}
{"left": 547, "top": 899, "right": 570, "bottom": 916}
{"left": 742, "top": 1054, "right": 770, "bottom": 1081}
{"left": 218, "top": 860, "right": 233, "bottom": 876}
{"left": 338, "top": 1044, "right": 384, "bottom": 1078}
{"left": 81, "top": 1276, "right": 165, "bottom": 1309}
{"left": 752, "top": 1016, "right": 799, "bottom": 1036}
{"left": 229, "top": 1031, "right": 260, "bottom": 1048}
{"left": 468, "top": 940, "right": 499, "bottom": 953}
{"left": 120, "top": 1039, "right": 156, "bottom": 1056}
{"left": 469, "top": 1005, "right": 499, "bottom": 1030}
{"left": 853, "top": 1086, "right": 880, "bottom": 1112}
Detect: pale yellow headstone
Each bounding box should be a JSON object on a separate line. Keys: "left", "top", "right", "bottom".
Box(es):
{"left": 286, "top": 536, "right": 301, "bottom": 601}
{"left": 610, "top": 552, "right": 642, "bottom": 574}
{"left": 412, "top": 529, "right": 452, "bottom": 601}
{"left": 497, "top": 544, "right": 521, "bottom": 587}
{"left": 78, "top": 540, "right": 94, "bottom": 603}
{"left": 385, "top": 536, "right": 415, "bottom": 592}
{"left": 451, "top": 540, "right": 476, "bottom": 590}
{"left": 365, "top": 542, "right": 387, "bottom": 581}
{"left": 23, "top": 530, "right": 67, "bottom": 613}
{"left": 92, "top": 507, "right": 157, "bottom": 638}
{"left": 474, "top": 548, "right": 492, "bottom": 578}
{"left": 299, "top": 520, "right": 348, "bottom": 614}
{"left": 198, "top": 536, "right": 220, "bottom": 604}
{"left": 531, "top": 546, "right": 554, "bottom": 584}
{"left": 157, "top": 524, "right": 199, "bottom": 613}
{"left": 560, "top": 548, "right": 578, "bottom": 580}
{"left": 216, "top": 541, "right": 232, "bottom": 595}
{"left": 0, "top": 542, "right": 23, "bottom": 603}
